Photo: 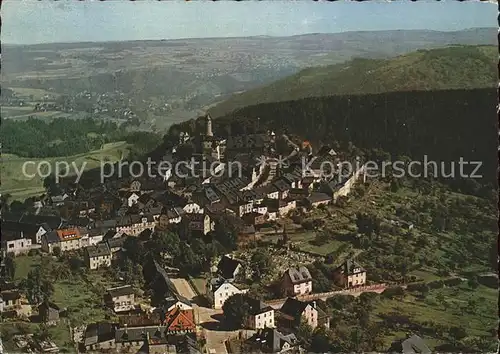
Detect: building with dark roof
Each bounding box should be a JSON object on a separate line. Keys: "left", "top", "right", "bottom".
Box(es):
{"left": 105, "top": 285, "right": 135, "bottom": 313}
{"left": 280, "top": 266, "right": 313, "bottom": 297}
{"left": 84, "top": 243, "right": 112, "bottom": 270}
{"left": 39, "top": 301, "right": 61, "bottom": 325}
{"left": 246, "top": 328, "right": 299, "bottom": 353}
{"left": 304, "top": 192, "right": 331, "bottom": 208}
{"left": 84, "top": 322, "right": 117, "bottom": 351}
{"left": 388, "top": 334, "right": 432, "bottom": 354}
{"left": 245, "top": 296, "right": 275, "bottom": 329}
{"left": 278, "top": 298, "right": 329, "bottom": 330}
{"left": 1, "top": 221, "right": 50, "bottom": 244}
{"left": 217, "top": 255, "right": 243, "bottom": 281}
{"left": 333, "top": 259, "right": 367, "bottom": 288}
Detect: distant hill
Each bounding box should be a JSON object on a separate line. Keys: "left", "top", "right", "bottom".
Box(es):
{"left": 209, "top": 45, "right": 497, "bottom": 117}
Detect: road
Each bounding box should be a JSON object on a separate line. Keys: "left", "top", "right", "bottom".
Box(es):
{"left": 267, "top": 284, "right": 388, "bottom": 309}
{"left": 171, "top": 278, "right": 249, "bottom": 354}
{"left": 171, "top": 277, "right": 197, "bottom": 300}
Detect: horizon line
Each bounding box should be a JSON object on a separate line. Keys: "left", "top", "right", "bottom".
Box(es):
{"left": 2, "top": 26, "right": 494, "bottom": 46}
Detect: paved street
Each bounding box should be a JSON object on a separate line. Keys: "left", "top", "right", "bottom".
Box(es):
{"left": 171, "top": 278, "right": 248, "bottom": 354}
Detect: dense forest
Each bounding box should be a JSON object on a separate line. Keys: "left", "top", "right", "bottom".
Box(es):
{"left": 1, "top": 118, "right": 161, "bottom": 158}
{"left": 209, "top": 45, "right": 496, "bottom": 117}
{"left": 171, "top": 88, "right": 497, "bottom": 190}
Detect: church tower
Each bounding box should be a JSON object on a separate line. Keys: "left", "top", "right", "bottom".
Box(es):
{"left": 206, "top": 114, "right": 213, "bottom": 137}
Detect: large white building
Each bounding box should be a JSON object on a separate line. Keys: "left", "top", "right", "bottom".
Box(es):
{"left": 206, "top": 278, "right": 248, "bottom": 309}
{"left": 84, "top": 243, "right": 112, "bottom": 270}
{"left": 245, "top": 297, "right": 275, "bottom": 329}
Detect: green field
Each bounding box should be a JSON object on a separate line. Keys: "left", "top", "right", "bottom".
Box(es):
{"left": 1, "top": 141, "right": 130, "bottom": 200}
{"left": 372, "top": 284, "right": 497, "bottom": 350}
{"left": 9, "top": 87, "right": 60, "bottom": 100}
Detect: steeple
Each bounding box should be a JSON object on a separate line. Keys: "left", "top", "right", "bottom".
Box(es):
{"left": 206, "top": 114, "right": 213, "bottom": 137}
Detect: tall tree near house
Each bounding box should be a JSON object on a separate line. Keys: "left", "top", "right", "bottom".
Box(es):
{"left": 4, "top": 253, "right": 16, "bottom": 280}
{"left": 0, "top": 193, "right": 12, "bottom": 212}
{"left": 222, "top": 294, "right": 250, "bottom": 330}
{"left": 250, "top": 250, "right": 271, "bottom": 280}
{"left": 20, "top": 268, "right": 54, "bottom": 304}
{"left": 467, "top": 275, "right": 480, "bottom": 290}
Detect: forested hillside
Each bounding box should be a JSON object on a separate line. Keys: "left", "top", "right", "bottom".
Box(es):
{"left": 171, "top": 88, "right": 497, "bottom": 190}
{"left": 209, "top": 45, "right": 497, "bottom": 117}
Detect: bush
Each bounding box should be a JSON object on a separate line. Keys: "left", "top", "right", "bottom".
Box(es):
{"left": 427, "top": 280, "right": 444, "bottom": 289}
{"left": 407, "top": 282, "right": 426, "bottom": 292}
{"left": 381, "top": 286, "right": 405, "bottom": 299}
{"left": 28, "top": 249, "right": 40, "bottom": 256}
{"left": 443, "top": 277, "right": 463, "bottom": 287}
{"left": 52, "top": 247, "right": 62, "bottom": 257}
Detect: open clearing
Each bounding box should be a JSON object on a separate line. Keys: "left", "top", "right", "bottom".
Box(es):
{"left": 1, "top": 141, "right": 130, "bottom": 200}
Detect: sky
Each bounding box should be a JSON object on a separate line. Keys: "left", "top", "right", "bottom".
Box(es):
{"left": 2, "top": 0, "right": 496, "bottom": 44}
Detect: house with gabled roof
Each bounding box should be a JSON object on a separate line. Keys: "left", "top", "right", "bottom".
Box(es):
{"left": 1, "top": 231, "right": 33, "bottom": 256}
{"left": 105, "top": 285, "right": 135, "bottom": 313}
{"left": 41, "top": 228, "right": 82, "bottom": 254}
{"left": 280, "top": 266, "right": 313, "bottom": 297}
{"left": 1, "top": 221, "right": 49, "bottom": 244}
{"left": 245, "top": 296, "right": 275, "bottom": 329}
{"left": 85, "top": 243, "right": 112, "bottom": 270}
{"left": 246, "top": 328, "right": 299, "bottom": 353}
{"left": 38, "top": 301, "right": 61, "bottom": 325}
{"left": 83, "top": 322, "right": 117, "bottom": 352}
{"left": 333, "top": 259, "right": 367, "bottom": 288}
{"left": 217, "top": 255, "right": 243, "bottom": 281}
{"left": 304, "top": 192, "right": 331, "bottom": 208}
{"left": 163, "top": 306, "right": 196, "bottom": 334}
{"left": 158, "top": 208, "right": 183, "bottom": 230}
{"left": 389, "top": 334, "right": 431, "bottom": 354}
{"left": 278, "top": 298, "right": 329, "bottom": 330}
{"left": 206, "top": 277, "right": 248, "bottom": 309}
{"left": 116, "top": 214, "right": 155, "bottom": 236}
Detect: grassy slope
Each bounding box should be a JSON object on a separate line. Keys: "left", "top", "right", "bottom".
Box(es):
{"left": 1, "top": 141, "right": 130, "bottom": 200}
{"left": 209, "top": 45, "right": 497, "bottom": 117}
{"left": 372, "top": 284, "right": 497, "bottom": 349}
{"left": 284, "top": 178, "right": 495, "bottom": 350}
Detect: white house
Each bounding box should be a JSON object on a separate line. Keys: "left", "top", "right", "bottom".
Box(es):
{"left": 206, "top": 278, "right": 248, "bottom": 309}
{"left": 245, "top": 297, "right": 275, "bottom": 329}
{"left": 84, "top": 243, "right": 112, "bottom": 270}
{"left": 127, "top": 192, "right": 140, "bottom": 207}
{"left": 2, "top": 234, "right": 32, "bottom": 256}
{"left": 183, "top": 202, "right": 203, "bottom": 214}
{"left": 105, "top": 285, "right": 135, "bottom": 313}
{"left": 280, "top": 266, "right": 313, "bottom": 297}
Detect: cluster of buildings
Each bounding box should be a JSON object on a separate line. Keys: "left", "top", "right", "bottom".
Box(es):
{"left": 0, "top": 113, "right": 370, "bottom": 353}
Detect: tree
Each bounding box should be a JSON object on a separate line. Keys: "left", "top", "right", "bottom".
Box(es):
{"left": 9, "top": 200, "right": 26, "bottom": 214}
{"left": 20, "top": 268, "right": 54, "bottom": 304}
{"left": 43, "top": 175, "right": 57, "bottom": 192}
{"left": 467, "top": 275, "right": 479, "bottom": 290}
{"left": 250, "top": 251, "right": 271, "bottom": 279}
{"left": 0, "top": 193, "right": 12, "bottom": 212}
{"left": 310, "top": 326, "right": 332, "bottom": 353}
{"left": 4, "top": 253, "right": 16, "bottom": 280}
{"left": 448, "top": 326, "right": 467, "bottom": 344}
{"left": 356, "top": 212, "right": 381, "bottom": 238}
{"left": 150, "top": 231, "right": 181, "bottom": 260}
{"left": 123, "top": 236, "right": 147, "bottom": 264}
{"left": 222, "top": 294, "right": 250, "bottom": 329}
{"left": 52, "top": 247, "right": 61, "bottom": 258}
{"left": 297, "top": 318, "right": 313, "bottom": 343}
{"left": 175, "top": 242, "right": 202, "bottom": 276}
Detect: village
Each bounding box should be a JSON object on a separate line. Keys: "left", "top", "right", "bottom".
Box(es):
{"left": 1, "top": 114, "right": 427, "bottom": 354}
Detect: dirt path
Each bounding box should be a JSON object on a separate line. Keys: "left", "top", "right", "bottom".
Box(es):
{"left": 171, "top": 278, "right": 197, "bottom": 300}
